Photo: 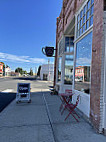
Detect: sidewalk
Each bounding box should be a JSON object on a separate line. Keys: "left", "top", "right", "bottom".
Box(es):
{"left": 0, "top": 91, "right": 106, "bottom": 142}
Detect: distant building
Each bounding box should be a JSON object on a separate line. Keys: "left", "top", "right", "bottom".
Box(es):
{"left": 40, "top": 64, "right": 54, "bottom": 81}
{"left": 11, "top": 71, "right": 20, "bottom": 77}
{"left": 5, "top": 66, "right": 11, "bottom": 76}
{"left": 0, "top": 62, "right": 3, "bottom": 76}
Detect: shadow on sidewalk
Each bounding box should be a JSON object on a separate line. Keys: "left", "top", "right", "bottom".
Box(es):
{"left": 0, "top": 92, "right": 16, "bottom": 112}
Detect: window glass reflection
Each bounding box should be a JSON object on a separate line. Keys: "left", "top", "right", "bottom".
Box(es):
{"left": 58, "top": 57, "right": 62, "bottom": 82}
{"left": 64, "top": 55, "right": 73, "bottom": 85}
{"left": 90, "top": 16, "right": 93, "bottom": 26}
{"left": 80, "top": 10, "right": 83, "bottom": 18}
{"left": 87, "top": 0, "right": 90, "bottom": 9}
{"left": 75, "top": 32, "right": 92, "bottom": 94}
{"left": 87, "top": 10, "right": 90, "bottom": 19}
{"left": 83, "top": 6, "right": 86, "bottom": 14}
{"left": 91, "top": 0, "right": 94, "bottom": 5}
{"left": 86, "top": 20, "right": 89, "bottom": 29}
{"left": 65, "top": 37, "right": 74, "bottom": 53}
{"left": 91, "top": 5, "right": 94, "bottom": 15}
{"left": 83, "top": 24, "right": 85, "bottom": 32}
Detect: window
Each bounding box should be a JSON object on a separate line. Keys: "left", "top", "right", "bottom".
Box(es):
{"left": 104, "top": 0, "right": 106, "bottom": 11}
{"left": 75, "top": 32, "right": 92, "bottom": 94}
{"left": 58, "top": 38, "right": 64, "bottom": 56}
{"left": 64, "top": 55, "right": 73, "bottom": 85}
{"left": 58, "top": 57, "right": 62, "bottom": 82}
{"left": 64, "top": 36, "right": 74, "bottom": 85}
{"left": 65, "top": 37, "right": 74, "bottom": 53}
{"left": 76, "top": 0, "right": 94, "bottom": 38}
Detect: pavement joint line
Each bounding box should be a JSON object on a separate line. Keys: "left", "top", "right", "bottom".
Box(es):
{"left": 0, "top": 123, "right": 51, "bottom": 129}
{"left": 42, "top": 92, "right": 56, "bottom": 142}
{"left": 15, "top": 103, "right": 45, "bottom": 106}
{"left": 51, "top": 121, "right": 86, "bottom": 125}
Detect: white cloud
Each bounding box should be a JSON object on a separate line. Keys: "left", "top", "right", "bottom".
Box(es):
{"left": 0, "top": 52, "right": 47, "bottom": 64}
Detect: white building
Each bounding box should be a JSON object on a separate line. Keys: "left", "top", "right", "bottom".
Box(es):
{"left": 40, "top": 64, "right": 54, "bottom": 81}
{"left": 5, "top": 66, "right": 11, "bottom": 76}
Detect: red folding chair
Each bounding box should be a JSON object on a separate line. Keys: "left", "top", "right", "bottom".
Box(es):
{"left": 59, "top": 89, "right": 73, "bottom": 112}
{"left": 64, "top": 95, "right": 80, "bottom": 122}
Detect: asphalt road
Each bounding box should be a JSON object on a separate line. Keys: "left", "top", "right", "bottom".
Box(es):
{"left": 0, "top": 76, "right": 53, "bottom": 112}
{"left": 0, "top": 76, "right": 53, "bottom": 92}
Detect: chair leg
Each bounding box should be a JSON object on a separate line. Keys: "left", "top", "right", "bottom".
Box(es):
{"left": 61, "top": 107, "right": 66, "bottom": 115}
{"left": 72, "top": 110, "right": 80, "bottom": 118}
{"left": 59, "top": 104, "right": 63, "bottom": 111}
{"left": 64, "top": 110, "right": 79, "bottom": 122}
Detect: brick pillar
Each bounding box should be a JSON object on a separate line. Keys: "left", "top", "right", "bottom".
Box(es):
{"left": 54, "top": 18, "right": 59, "bottom": 87}
{"left": 90, "top": 0, "right": 104, "bottom": 131}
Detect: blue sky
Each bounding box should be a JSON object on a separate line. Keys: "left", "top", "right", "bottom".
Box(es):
{"left": 0, "top": 0, "right": 62, "bottom": 72}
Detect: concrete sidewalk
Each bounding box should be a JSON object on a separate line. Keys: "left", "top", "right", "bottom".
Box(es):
{"left": 0, "top": 92, "right": 106, "bottom": 142}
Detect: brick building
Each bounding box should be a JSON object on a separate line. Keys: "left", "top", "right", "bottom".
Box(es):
{"left": 54, "top": 0, "right": 106, "bottom": 134}
{"left": 0, "top": 62, "right": 4, "bottom": 76}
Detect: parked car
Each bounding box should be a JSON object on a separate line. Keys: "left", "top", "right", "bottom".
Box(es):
{"left": 23, "top": 74, "right": 27, "bottom": 77}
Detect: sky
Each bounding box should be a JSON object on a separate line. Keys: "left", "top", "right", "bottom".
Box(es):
{"left": 0, "top": 0, "right": 63, "bottom": 72}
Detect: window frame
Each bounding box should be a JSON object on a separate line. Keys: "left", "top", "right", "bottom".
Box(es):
{"left": 64, "top": 36, "right": 74, "bottom": 85}
{"left": 73, "top": 28, "right": 93, "bottom": 95}
{"left": 76, "top": 0, "right": 94, "bottom": 39}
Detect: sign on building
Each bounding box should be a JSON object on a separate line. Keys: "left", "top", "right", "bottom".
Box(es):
{"left": 42, "top": 46, "right": 55, "bottom": 57}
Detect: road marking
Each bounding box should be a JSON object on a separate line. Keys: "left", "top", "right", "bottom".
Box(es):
{"left": 31, "top": 88, "right": 50, "bottom": 92}
{"left": 2, "top": 89, "right": 14, "bottom": 93}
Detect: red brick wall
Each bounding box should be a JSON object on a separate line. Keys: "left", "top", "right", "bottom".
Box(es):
{"left": 90, "top": 0, "right": 104, "bottom": 131}
{"left": 0, "top": 63, "right": 3, "bottom": 75}
{"left": 57, "top": 0, "right": 85, "bottom": 42}
{"left": 54, "top": 18, "right": 59, "bottom": 86}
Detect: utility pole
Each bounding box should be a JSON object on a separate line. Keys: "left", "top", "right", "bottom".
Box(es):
{"left": 48, "top": 59, "right": 50, "bottom": 81}
{"left": 35, "top": 67, "right": 37, "bottom": 75}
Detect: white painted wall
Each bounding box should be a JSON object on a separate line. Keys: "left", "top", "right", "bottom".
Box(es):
{"left": 5, "top": 67, "right": 11, "bottom": 76}
{"left": 40, "top": 64, "right": 54, "bottom": 81}
{"left": 72, "top": 90, "right": 90, "bottom": 117}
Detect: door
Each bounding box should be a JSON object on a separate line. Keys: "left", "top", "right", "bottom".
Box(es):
{"left": 43, "top": 74, "right": 48, "bottom": 81}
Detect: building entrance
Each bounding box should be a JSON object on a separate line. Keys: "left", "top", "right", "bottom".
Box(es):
{"left": 43, "top": 74, "right": 48, "bottom": 81}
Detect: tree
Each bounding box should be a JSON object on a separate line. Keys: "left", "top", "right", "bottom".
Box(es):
{"left": 15, "top": 67, "right": 27, "bottom": 75}
{"left": 37, "top": 66, "right": 41, "bottom": 76}
{"left": 29, "top": 68, "right": 33, "bottom": 76}
{"left": 15, "top": 67, "right": 23, "bottom": 75}
{"left": 23, "top": 70, "right": 27, "bottom": 74}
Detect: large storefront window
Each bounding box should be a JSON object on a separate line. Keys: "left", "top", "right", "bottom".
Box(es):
{"left": 58, "top": 57, "right": 62, "bottom": 82}
{"left": 75, "top": 32, "right": 92, "bottom": 94}
{"left": 64, "top": 55, "right": 73, "bottom": 84}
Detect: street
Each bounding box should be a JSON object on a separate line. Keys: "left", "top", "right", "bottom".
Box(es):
{"left": 0, "top": 76, "right": 53, "bottom": 93}
{"left": 0, "top": 76, "right": 53, "bottom": 112}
